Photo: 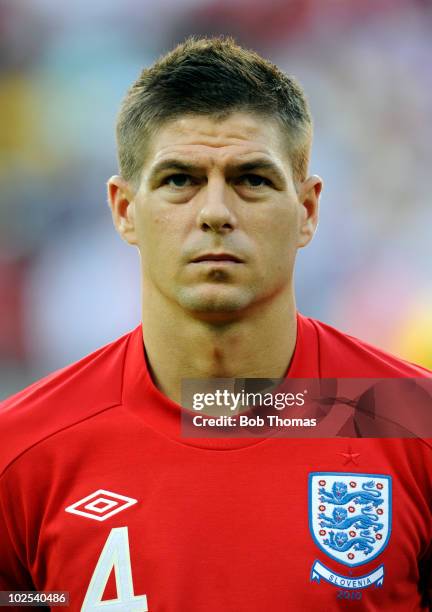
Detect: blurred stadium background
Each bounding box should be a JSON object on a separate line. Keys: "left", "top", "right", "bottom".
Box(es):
{"left": 1, "top": 0, "right": 431, "bottom": 398}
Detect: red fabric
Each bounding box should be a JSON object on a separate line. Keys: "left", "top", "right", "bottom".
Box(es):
{"left": 0, "top": 313, "right": 431, "bottom": 610}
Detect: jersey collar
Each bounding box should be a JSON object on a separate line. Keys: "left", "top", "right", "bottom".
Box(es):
{"left": 123, "top": 312, "right": 319, "bottom": 449}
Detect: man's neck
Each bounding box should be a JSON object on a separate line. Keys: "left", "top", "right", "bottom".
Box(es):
{"left": 141, "top": 291, "right": 298, "bottom": 406}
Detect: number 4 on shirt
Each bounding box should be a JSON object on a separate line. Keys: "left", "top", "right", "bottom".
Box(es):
{"left": 81, "top": 527, "right": 148, "bottom": 611}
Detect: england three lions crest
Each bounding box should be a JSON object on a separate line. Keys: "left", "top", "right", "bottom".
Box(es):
{"left": 309, "top": 472, "right": 392, "bottom": 590}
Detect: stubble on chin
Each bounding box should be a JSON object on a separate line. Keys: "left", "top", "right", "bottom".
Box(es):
{"left": 176, "top": 284, "right": 255, "bottom": 315}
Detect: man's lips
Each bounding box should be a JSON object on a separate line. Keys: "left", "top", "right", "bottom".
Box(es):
{"left": 191, "top": 253, "right": 244, "bottom": 263}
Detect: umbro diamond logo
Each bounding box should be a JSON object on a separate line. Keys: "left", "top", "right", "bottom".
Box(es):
{"left": 65, "top": 489, "right": 138, "bottom": 521}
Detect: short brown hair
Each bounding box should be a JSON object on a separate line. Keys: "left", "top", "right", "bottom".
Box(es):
{"left": 116, "top": 36, "right": 312, "bottom": 186}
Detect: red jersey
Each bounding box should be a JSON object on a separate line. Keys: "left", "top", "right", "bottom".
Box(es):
{"left": 0, "top": 313, "right": 431, "bottom": 611}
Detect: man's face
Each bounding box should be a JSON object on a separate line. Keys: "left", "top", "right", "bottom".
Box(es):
{"left": 109, "top": 112, "right": 321, "bottom": 322}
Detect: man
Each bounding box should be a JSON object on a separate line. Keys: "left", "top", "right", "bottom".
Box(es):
{"left": 0, "top": 36, "right": 431, "bottom": 611}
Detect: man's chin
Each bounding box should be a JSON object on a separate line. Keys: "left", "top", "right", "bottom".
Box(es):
{"left": 177, "top": 287, "right": 254, "bottom": 321}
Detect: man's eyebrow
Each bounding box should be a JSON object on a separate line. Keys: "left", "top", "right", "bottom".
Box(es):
{"left": 228, "top": 160, "right": 286, "bottom": 183}
{"left": 148, "top": 160, "right": 200, "bottom": 180}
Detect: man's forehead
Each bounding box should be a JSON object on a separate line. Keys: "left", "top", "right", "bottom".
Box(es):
{"left": 145, "top": 113, "right": 286, "bottom": 167}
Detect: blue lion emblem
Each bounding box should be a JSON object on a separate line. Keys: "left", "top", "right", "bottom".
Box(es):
{"left": 323, "top": 531, "right": 375, "bottom": 555}
{"left": 309, "top": 472, "right": 391, "bottom": 568}
{"left": 319, "top": 480, "right": 383, "bottom": 507}
{"left": 319, "top": 505, "right": 383, "bottom": 533}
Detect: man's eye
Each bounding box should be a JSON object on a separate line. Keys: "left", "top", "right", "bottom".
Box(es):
{"left": 239, "top": 174, "right": 271, "bottom": 188}
{"left": 164, "top": 174, "right": 193, "bottom": 188}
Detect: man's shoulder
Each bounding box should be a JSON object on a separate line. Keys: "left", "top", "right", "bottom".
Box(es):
{"left": 0, "top": 327, "right": 139, "bottom": 476}
{"left": 301, "top": 314, "right": 432, "bottom": 377}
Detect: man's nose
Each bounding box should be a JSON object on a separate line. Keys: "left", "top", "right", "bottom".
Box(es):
{"left": 196, "top": 179, "right": 237, "bottom": 234}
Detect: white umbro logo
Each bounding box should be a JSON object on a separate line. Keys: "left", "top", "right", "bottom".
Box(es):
{"left": 65, "top": 489, "right": 138, "bottom": 521}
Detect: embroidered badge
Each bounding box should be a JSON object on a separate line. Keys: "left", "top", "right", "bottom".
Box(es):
{"left": 309, "top": 472, "right": 391, "bottom": 590}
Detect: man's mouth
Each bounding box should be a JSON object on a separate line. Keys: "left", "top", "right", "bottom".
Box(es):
{"left": 191, "top": 253, "right": 243, "bottom": 263}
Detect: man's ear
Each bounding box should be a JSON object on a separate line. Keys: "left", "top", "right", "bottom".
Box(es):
{"left": 107, "top": 175, "right": 138, "bottom": 246}
{"left": 297, "top": 175, "right": 323, "bottom": 248}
